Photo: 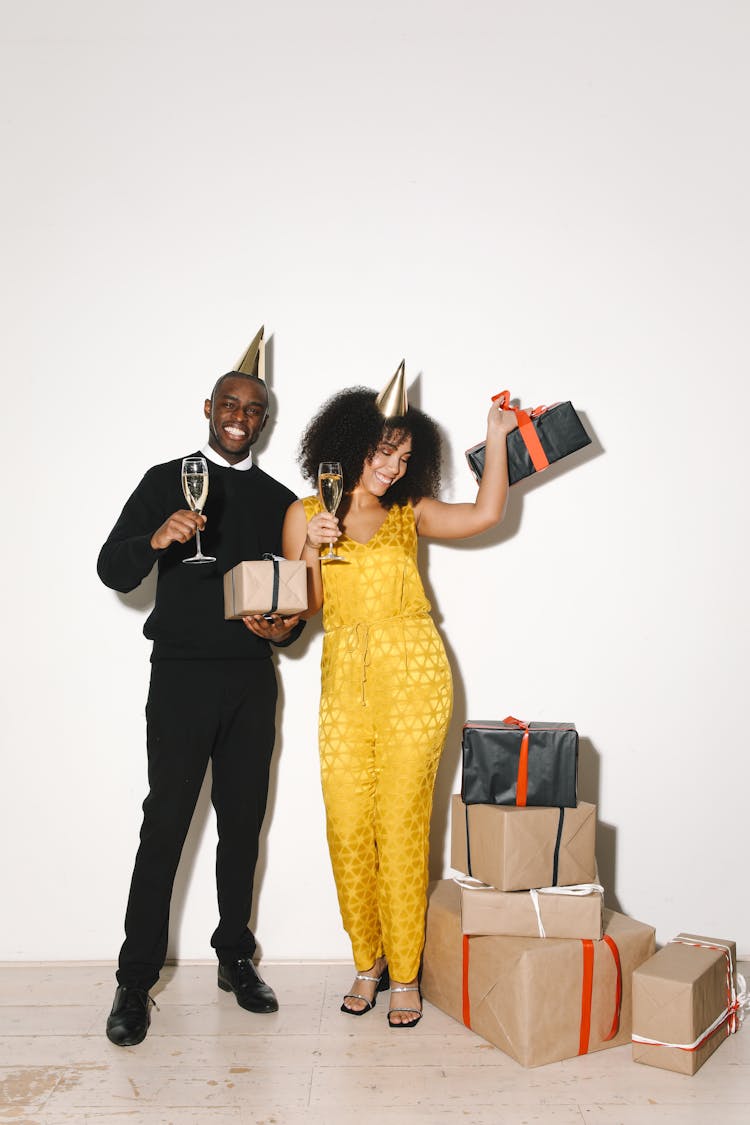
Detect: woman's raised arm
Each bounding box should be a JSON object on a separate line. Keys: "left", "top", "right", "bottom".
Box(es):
{"left": 413, "top": 403, "right": 518, "bottom": 540}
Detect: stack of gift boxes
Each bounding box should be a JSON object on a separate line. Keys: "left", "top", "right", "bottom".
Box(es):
{"left": 421, "top": 717, "right": 745, "bottom": 1072}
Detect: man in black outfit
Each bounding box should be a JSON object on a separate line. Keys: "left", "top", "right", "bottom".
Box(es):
{"left": 98, "top": 328, "right": 303, "bottom": 1046}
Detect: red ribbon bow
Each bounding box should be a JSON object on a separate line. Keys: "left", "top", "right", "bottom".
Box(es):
{"left": 492, "top": 390, "right": 550, "bottom": 474}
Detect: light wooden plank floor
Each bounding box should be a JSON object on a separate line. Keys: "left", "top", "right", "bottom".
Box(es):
{"left": 0, "top": 961, "right": 748, "bottom": 1123}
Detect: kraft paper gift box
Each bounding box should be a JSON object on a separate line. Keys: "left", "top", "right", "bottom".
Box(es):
{"left": 457, "top": 877, "right": 604, "bottom": 940}
{"left": 223, "top": 557, "right": 308, "bottom": 619}
{"left": 466, "top": 394, "right": 591, "bottom": 486}
{"left": 462, "top": 718, "right": 578, "bottom": 808}
{"left": 451, "top": 794, "right": 597, "bottom": 891}
{"left": 421, "top": 878, "right": 656, "bottom": 1068}
{"left": 632, "top": 933, "right": 746, "bottom": 1075}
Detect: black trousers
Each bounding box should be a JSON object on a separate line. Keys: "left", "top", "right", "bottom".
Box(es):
{"left": 117, "top": 659, "right": 278, "bottom": 989}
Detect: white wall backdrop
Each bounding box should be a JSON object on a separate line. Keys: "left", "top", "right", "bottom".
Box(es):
{"left": 2, "top": 0, "right": 748, "bottom": 963}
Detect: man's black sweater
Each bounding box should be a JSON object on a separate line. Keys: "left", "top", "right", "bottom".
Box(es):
{"left": 97, "top": 454, "right": 300, "bottom": 661}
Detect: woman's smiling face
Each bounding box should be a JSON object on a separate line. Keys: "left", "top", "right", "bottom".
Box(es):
{"left": 358, "top": 432, "right": 412, "bottom": 496}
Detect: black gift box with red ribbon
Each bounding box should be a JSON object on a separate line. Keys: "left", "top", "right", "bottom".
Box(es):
{"left": 466, "top": 393, "right": 591, "bottom": 485}
{"left": 462, "top": 717, "right": 578, "bottom": 808}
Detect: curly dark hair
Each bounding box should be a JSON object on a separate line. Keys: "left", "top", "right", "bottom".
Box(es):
{"left": 298, "top": 386, "right": 442, "bottom": 508}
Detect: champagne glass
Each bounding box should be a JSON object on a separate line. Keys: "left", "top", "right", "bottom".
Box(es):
{"left": 181, "top": 456, "right": 216, "bottom": 564}
{"left": 318, "top": 461, "right": 347, "bottom": 563}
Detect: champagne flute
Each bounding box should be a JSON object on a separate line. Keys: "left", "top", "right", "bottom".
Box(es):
{"left": 181, "top": 456, "right": 216, "bottom": 564}
{"left": 318, "top": 461, "right": 347, "bottom": 563}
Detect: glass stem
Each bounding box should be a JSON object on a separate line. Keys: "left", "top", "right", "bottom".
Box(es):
{"left": 195, "top": 524, "right": 203, "bottom": 557}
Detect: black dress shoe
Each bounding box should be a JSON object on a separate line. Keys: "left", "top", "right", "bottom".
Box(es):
{"left": 106, "top": 985, "right": 153, "bottom": 1046}
{"left": 218, "top": 958, "right": 278, "bottom": 1013}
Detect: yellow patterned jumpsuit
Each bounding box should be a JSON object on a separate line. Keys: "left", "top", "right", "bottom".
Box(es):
{"left": 302, "top": 496, "right": 453, "bottom": 983}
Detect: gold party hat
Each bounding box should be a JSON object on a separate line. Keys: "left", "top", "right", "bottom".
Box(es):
{"left": 375, "top": 359, "right": 408, "bottom": 417}
{"left": 234, "top": 324, "right": 266, "bottom": 380}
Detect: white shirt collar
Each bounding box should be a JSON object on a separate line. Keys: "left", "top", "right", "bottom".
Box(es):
{"left": 201, "top": 443, "right": 253, "bottom": 471}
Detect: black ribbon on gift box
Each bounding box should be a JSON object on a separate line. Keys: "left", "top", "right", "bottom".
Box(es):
{"left": 466, "top": 393, "right": 591, "bottom": 485}
{"left": 228, "top": 554, "right": 282, "bottom": 616}
{"left": 463, "top": 803, "right": 567, "bottom": 885}
{"left": 461, "top": 718, "right": 578, "bottom": 808}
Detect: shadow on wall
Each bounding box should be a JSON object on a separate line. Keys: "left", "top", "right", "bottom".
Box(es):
{"left": 438, "top": 406, "right": 604, "bottom": 552}
{"left": 578, "top": 735, "right": 622, "bottom": 913}
{"left": 250, "top": 331, "right": 276, "bottom": 459}
{"left": 428, "top": 648, "right": 464, "bottom": 883}
{"left": 117, "top": 568, "right": 157, "bottom": 612}
{"left": 426, "top": 406, "right": 607, "bottom": 890}
{"left": 247, "top": 618, "right": 321, "bottom": 961}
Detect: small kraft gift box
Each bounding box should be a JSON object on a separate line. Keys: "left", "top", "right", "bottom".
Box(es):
{"left": 632, "top": 933, "right": 748, "bottom": 1075}
{"left": 421, "top": 879, "right": 656, "bottom": 1068}
{"left": 451, "top": 794, "right": 597, "bottom": 892}
{"left": 462, "top": 717, "right": 578, "bottom": 808}
{"left": 223, "top": 555, "right": 308, "bottom": 619}
{"left": 456, "top": 875, "right": 604, "bottom": 941}
{"left": 466, "top": 390, "right": 591, "bottom": 485}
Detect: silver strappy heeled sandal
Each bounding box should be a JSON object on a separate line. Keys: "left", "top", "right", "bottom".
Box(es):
{"left": 387, "top": 984, "right": 422, "bottom": 1029}
{"left": 341, "top": 963, "right": 390, "bottom": 1016}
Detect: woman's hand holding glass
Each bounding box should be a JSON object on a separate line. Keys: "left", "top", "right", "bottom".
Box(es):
{"left": 305, "top": 510, "right": 341, "bottom": 553}
{"left": 317, "top": 461, "right": 347, "bottom": 563}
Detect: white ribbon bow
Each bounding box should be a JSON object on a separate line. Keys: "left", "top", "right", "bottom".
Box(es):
{"left": 453, "top": 876, "right": 604, "bottom": 939}
{"left": 632, "top": 936, "right": 748, "bottom": 1050}
{"left": 528, "top": 884, "right": 604, "bottom": 938}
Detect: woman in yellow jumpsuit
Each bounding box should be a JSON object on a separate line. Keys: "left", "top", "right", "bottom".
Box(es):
{"left": 283, "top": 373, "right": 517, "bottom": 1026}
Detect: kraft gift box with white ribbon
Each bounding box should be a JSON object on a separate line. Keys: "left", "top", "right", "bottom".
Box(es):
{"left": 632, "top": 933, "right": 748, "bottom": 1075}
{"left": 451, "top": 794, "right": 597, "bottom": 892}
{"left": 456, "top": 875, "right": 604, "bottom": 941}
{"left": 421, "top": 878, "right": 655, "bottom": 1068}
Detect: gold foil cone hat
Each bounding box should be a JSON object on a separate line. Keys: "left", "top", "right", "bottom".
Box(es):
{"left": 234, "top": 324, "right": 266, "bottom": 381}
{"left": 375, "top": 359, "right": 408, "bottom": 417}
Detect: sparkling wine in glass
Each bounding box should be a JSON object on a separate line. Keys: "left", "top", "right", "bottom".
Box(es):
{"left": 181, "top": 456, "right": 216, "bottom": 564}
{"left": 318, "top": 461, "right": 346, "bottom": 563}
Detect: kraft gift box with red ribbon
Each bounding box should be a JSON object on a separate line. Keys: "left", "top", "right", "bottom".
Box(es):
{"left": 466, "top": 391, "right": 591, "bottom": 485}
{"left": 456, "top": 876, "right": 604, "bottom": 940}
{"left": 462, "top": 718, "right": 578, "bottom": 808}
{"left": 632, "top": 933, "right": 747, "bottom": 1076}
{"left": 421, "top": 878, "right": 656, "bottom": 1068}
{"left": 451, "top": 794, "right": 597, "bottom": 892}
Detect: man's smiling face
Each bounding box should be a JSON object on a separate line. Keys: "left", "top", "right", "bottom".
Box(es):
{"left": 204, "top": 375, "right": 269, "bottom": 464}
